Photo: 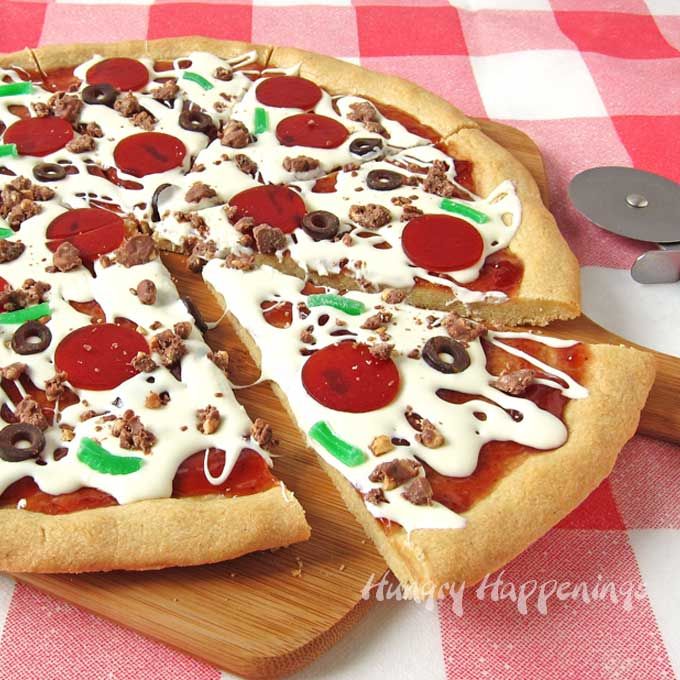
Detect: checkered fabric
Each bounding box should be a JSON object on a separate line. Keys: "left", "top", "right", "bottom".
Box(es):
{"left": 0, "top": 1, "right": 678, "bottom": 678}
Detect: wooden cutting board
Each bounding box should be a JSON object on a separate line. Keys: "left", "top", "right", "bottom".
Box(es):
{"left": 14, "top": 119, "right": 680, "bottom": 680}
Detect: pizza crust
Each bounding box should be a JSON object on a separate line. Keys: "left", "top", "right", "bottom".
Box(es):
{"left": 0, "top": 48, "right": 39, "bottom": 73}
{"left": 0, "top": 486, "right": 310, "bottom": 573}
{"left": 29, "top": 37, "right": 272, "bottom": 73}
{"left": 211, "top": 280, "right": 655, "bottom": 597}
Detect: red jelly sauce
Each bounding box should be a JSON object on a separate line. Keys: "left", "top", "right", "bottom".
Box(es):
{"left": 0, "top": 449, "right": 276, "bottom": 515}
{"left": 453, "top": 160, "right": 475, "bottom": 196}
{"left": 86, "top": 58, "right": 149, "bottom": 92}
{"left": 312, "top": 173, "right": 337, "bottom": 193}
{"left": 86, "top": 165, "right": 144, "bottom": 191}
{"left": 414, "top": 249, "right": 524, "bottom": 298}
{"left": 54, "top": 323, "right": 149, "bottom": 391}
{"left": 114, "top": 132, "right": 186, "bottom": 178}
{"left": 41, "top": 66, "right": 81, "bottom": 93}
{"left": 3, "top": 117, "right": 73, "bottom": 157}
{"left": 389, "top": 339, "right": 589, "bottom": 522}
{"left": 69, "top": 299, "right": 106, "bottom": 323}
{"left": 46, "top": 208, "right": 126, "bottom": 263}
{"left": 402, "top": 214, "right": 485, "bottom": 272}
{"left": 229, "top": 184, "right": 306, "bottom": 234}
{"left": 256, "top": 75, "right": 322, "bottom": 110}
{"left": 261, "top": 300, "right": 293, "bottom": 328}
{"left": 173, "top": 448, "right": 276, "bottom": 497}
{"left": 302, "top": 341, "right": 400, "bottom": 413}
{"left": 372, "top": 102, "right": 440, "bottom": 144}
{"left": 276, "top": 113, "right": 349, "bottom": 150}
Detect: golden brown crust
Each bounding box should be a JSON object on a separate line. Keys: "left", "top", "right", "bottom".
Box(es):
{"left": 0, "top": 48, "right": 39, "bottom": 73}
{"left": 0, "top": 487, "right": 310, "bottom": 573}
{"left": 266, "top": 46, "right": 477, "bottom": 139}
{"left": 29, "top": 37, "right": 272, "bottom": 73}
{"left": 215, "top": 284, "right": 655, "bottom": 597}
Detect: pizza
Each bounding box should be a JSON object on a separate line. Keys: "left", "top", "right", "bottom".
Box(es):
{"left": 0, "top": 37, "right": 654, "bottom": 589}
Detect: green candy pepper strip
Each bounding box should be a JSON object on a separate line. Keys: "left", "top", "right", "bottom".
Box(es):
{"left": 0, "top": 228, "right": 14, "bottom": 239}
{"left": 0, "top": 302, "right": 50, "bottom": 325}
{"left": 78, "top": 437, "right": 144, "bottom": 476}
{"left": 440, "top": 198, "right": 490, "bottom": 225}
{"left": 0, "top": 144, "right": 17, "bottom": 158}
{"left": 182, "top": 71, "right": 214, "bottom": 91}
{"left": 253, "top": 107, "right": 269, "bottom": 134}
{"left": 0, "top": 81, "right": 33, "bottom": 97}
{"left": 309, "top": 421, "right": 367, "bottom": 468}
{"left": 307, "top": 294, "right": 366, "bottom": 316}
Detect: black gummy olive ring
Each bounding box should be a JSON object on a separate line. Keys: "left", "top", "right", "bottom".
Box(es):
{"left": 33, "top": 163, "right": 67, "bottom": 183}
{"left": 82, "top": 83, "right": 118, "bottom": 107}
{"left": 11, "top": 320, "right": 52, "bottom": 356}
{"left": 349, "top": 137, "right": 383, "bottom": 157}
{"left": 179, "top": 109, "right": 214, "bottom": 136}
{"left": 301, "top": 210, "right": 340, "bottom": 241}
{"left": 151, "top": 183, "right": 172, "bottom": 222}
{"left": 422, "top": 336, "right": 470, "bottom": 374}
{"left": 0, "top": 423, "right": 45, "bottom": 462}
{"left": 366, "top": 168, "right": 404, "bottom": 191}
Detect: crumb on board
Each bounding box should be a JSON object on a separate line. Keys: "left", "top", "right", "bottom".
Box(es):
{"left": 291, "top": 556, "right": 304, "bottom": 578}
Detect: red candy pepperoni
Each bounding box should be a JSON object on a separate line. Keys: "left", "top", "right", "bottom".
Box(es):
{"left": 3, "top": 117, "right": 73, "bottom": 157}
{"left": 229, "top": 185, "right": 306, "bottom": 234}
{"left": 114, "top": 132, "right": 186, "bottom": 178}
{"left": 46, "top": 208, "right": 125, "bottom": 262}
{"left": 302, "top": 341, "right": 400, "bottom": 413}
{"left": 402, "top": 214, "right": 484, "bottom": 272}
{"left": 55, "top": 323, "right": 149, "bottom": 391}
{"left": 276, "top": 113, "right": 348, "bottom": 150}
{"left": 86, "top": 57, "right": 149, "bottom": 92}
{"left": 255, "top": 76, "right": 322, "bottom": 110}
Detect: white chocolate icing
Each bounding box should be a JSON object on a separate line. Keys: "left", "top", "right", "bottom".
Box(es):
{"left": 203, "top": 263, "right": 587, "bottom": 532}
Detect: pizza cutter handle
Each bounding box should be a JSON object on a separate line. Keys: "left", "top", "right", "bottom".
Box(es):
{"left": 631, "top": 242, "right": 680, "bottom": 284}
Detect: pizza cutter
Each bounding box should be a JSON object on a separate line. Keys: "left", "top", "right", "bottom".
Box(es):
{"left": 569, "top": 167, "right": 680, "bottom": 284}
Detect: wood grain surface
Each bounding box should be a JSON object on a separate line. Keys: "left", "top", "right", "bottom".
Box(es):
{"left": 14, "top": 118, "right": 679, "bottom": 680}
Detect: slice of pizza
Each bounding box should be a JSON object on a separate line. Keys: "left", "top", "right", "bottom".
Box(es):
{"left": 0, "top": 196, "right": 309, "bottom": 574}
{"left": 203, "top": 262, "right": 654, "bottom": 595}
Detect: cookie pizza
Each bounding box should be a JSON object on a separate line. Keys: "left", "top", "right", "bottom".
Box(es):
{"left": 0, "top": 38, "right": 653, "bottom": 586}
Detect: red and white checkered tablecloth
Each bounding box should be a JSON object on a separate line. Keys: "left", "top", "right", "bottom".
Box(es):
{"left": 0, "top": 1, "right": 678, "bottom": 678}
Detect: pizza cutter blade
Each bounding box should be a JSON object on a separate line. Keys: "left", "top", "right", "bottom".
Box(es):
{"left": 568, "top": 167, "right": 680, "bottom": 284}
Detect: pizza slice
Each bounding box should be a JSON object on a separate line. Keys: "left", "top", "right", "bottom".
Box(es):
{"left": 203, "top": 262, "right": 654, "bottom": 595}
{"left": 0, "top": 197, "right": 309, "bottom": 574}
